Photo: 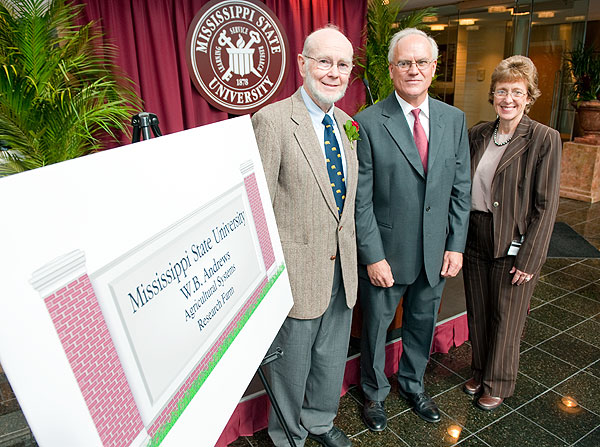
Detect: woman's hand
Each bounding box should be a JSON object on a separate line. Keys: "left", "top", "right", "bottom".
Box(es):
{"left": 510, "top": 266, "right": 534, "bottom": 286}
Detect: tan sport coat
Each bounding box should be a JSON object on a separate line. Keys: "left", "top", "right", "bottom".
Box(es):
{"left": 251, "top": 88, "right": 358, "bottom": 319}
{"left": 469, "top": 115, "right": 562, "bottom": 274}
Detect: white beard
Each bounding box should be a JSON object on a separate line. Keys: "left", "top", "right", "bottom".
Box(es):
{"left": 304, "top": 72, "right": 348, "bottom": 109}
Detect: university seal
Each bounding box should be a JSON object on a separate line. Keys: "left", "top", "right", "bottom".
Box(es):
{"left": 186, "top": 0, "right": 289, "bottom": 114}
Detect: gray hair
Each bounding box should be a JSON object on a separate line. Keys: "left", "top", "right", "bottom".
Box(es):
{"left": 387, "top": 28, "right": 438, "bottom": 63}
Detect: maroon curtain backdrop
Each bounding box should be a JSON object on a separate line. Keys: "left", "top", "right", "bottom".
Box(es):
{"left": 72, "top": 0, "right": 368, "bottom": 144}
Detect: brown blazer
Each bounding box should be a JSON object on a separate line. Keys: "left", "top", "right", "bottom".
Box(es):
{"left": 251, "top": 89, "right": 358, "bottom": 319}
{"left": 469, "top": 115, "right": 562, "bottom": 274}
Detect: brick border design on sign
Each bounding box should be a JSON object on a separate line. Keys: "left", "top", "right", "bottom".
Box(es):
{"left": 34, "top": 262, "right": 145, "bottom": 447}
{"left": 243, "top": 171, "right": 275, "bottom": 270}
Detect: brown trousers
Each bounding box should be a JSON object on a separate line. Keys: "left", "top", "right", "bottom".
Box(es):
{"left": 463, "top": 211, "right": 538, "bottom": 398}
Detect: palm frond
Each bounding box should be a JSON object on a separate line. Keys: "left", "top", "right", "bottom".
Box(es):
{"left": 0, "top": 0, "right": 142, "bottom": 176}
{"left": 565, "top": 44, "right": 600, "bottom": 103}
{"left": 355, "top": 0, "right": 437, "bottom": 105}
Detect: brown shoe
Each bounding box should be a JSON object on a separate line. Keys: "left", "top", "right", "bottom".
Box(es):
{"left": 463, "top": 378, "right": 481, "bottom": 396}
{"left": 476, "top": 393, "right": 504, "bottom": 411}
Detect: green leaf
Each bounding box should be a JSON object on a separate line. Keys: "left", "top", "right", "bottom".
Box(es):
{"left": 354, "top": 0, "right": 437, "bottom": 105}
{"left": 565, "top": 43, "right": 600, "bottom": 104}
{"left": 0, "top": 0, "right": 142, "bottom": 176}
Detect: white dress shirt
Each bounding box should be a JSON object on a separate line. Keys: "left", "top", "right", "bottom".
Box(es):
{"left": 394, "top": 91, "right": 430, "bottom": 141}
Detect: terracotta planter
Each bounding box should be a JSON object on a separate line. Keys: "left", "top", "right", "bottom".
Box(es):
{"left": 575, "top": 100, "right": 600, "bottom": 144}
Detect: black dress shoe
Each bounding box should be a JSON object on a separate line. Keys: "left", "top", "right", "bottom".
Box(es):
{"left": 398, "top": 386, "right": 441, "bottom": 423}
{"left": 362, "top": 399, "right": 387, "bottom": 431}
{"left": 308, "top": 426, "right": 352, "bottom": 447}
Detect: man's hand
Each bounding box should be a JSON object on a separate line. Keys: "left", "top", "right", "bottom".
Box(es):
{"left": 440, "top": 251, "right": 463, "bottom": 278}
{"left": 367, "top": 259, "right": 395, "bottom": 288}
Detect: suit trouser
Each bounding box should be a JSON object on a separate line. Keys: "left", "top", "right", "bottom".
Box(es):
{"left": 267, "top": 257, "right": 352, "bottom": 447}
{"left": 463, "top": 211, "right": 538, "bottom": 398}
{"left": 360, "top": 266, "right": 445, "bottom": 400}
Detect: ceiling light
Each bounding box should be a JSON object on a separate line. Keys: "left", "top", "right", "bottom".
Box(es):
{"left": 430, "top": 24, "right": 447, "bottom": 31}
{"left": 488, "top": 6, "right": 509, "bottom": 13}
{"left": 537, "top": 11, "right": 555, "bottom": 18}
{"left": 561, "top": 396, "right": 578, "bottom": 408}
{"left": 423, "top": 16, "right": 438, "bottom": 23}
{"left": 566, "top": 15, "right": 586, "bottom": 21}
{"left": 511, "top": 8, "right": 530, "bottom": 16}
{"left": 459, "top": 19, "right": 476, "bottom": 26}
{"left": 466, "top": 25, "right": 480, "bottom": 31}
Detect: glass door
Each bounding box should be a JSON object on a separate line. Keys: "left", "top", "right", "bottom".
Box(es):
{"left": 413, "top": 0, "right": 590, "bottom": 137}
{"left": 527, "top": 0, "right": 588, "bottom": 137}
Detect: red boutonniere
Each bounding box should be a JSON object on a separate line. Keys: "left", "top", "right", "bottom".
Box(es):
{"left": 344, "top": 120, "right": 360, "bottom": 148}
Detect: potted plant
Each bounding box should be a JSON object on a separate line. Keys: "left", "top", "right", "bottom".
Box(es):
{"left": 355, "top": 0, "right": 436, "bottom": 106}
{"left": 565, "top": 44, "right": 600, "bottom": 143}
{"left": 0, "top": 0, "right": 142, "bottom": 176}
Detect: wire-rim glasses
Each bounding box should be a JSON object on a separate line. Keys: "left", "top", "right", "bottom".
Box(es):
{"left": 393, "top": 59, "right": 434, "bottom": 72}
{"left": 303, "top": 55, "right": 353, "bottom": 75}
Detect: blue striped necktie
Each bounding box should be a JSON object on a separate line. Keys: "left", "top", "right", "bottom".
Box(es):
{"left": 322, "top": 114, "right": 346, "bottom": 215}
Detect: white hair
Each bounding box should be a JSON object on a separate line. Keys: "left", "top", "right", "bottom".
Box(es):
{"left": 387, "top": 27, "right": 438, "bottom": 63}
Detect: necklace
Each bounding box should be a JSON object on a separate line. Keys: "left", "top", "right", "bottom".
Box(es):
{"left": 493, "top": 122, "right": 513, "bottom": 146}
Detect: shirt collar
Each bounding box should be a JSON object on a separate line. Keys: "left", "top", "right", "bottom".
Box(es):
{"left": 394, "top": 91, "right": 429, "bottom": 119}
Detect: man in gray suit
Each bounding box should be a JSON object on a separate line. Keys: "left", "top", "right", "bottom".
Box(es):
{"left": 354, "top": 28, "right": 470, "bottom": 430}
{"left": 252, "top": 26, "right": 357, "bottom": 447}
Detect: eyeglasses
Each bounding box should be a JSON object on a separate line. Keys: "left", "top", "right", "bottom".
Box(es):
{"left": 303, "top": 55, "right": 353, "bottom": 75}
{"left": 393, "top": 59, "right": 433, "bottom": 71}
{"left": 493, "top": 89, "right": 527, "bottom": 98}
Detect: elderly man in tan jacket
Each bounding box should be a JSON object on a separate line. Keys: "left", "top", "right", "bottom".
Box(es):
{"left": 251, "top": 26, "right": 357, "bottom": 447}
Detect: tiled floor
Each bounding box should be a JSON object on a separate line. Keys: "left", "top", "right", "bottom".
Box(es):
{"left": 1, "top": 198, "right": 599, "bottom": 447}
{"left": 230, "top": 198, "right": 600, "bottom": 447}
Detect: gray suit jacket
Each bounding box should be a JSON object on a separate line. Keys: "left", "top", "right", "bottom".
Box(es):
{"left": 469, "top": 115, "right": 561, "bottom": 274}
{"left": 354, "top": 94, "right": 471, "bottom": 288}
{"left": 252, "top": 88, "right": 358, "bottom": 319}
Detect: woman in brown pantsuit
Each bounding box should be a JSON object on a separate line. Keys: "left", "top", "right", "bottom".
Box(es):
{"left": 463, "top": 56, "right": 562, "bottom": 411}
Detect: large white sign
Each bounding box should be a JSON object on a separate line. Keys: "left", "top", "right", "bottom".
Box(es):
{"left": 0, "top": 116, "right": 293, "bottom": 446}
{"left": 98, "top": 185, "right": 266, "bottom": 423}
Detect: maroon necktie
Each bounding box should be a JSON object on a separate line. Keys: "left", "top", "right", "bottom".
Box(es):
{"left": 411, "top": 108, "right": 428, "bottom": 173}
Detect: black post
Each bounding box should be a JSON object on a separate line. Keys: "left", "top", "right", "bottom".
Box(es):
{"left": 131, "top": 112, "right": 162, "bottom": 143}
{"left": 363, "top": 77, "right": 375, "bottom": 106}
{"left": 258, "top": 348, "right": 297, "bottom": 447}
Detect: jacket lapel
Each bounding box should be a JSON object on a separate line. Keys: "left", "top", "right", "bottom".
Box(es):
{"left": 496, "top": 115, "right": 533, "bottom": 175}
{"left": 470, "top": 121, "right": 495, "bottom": 178}
{"left": 427, "top": 98, "right": 445, "bottom": 172}
{"left": 290, "top": 90, "right": 339, "bottom": 218}
{"left": 334, "top": 108, "right": 357, "bottom": 222}
{"left": 382, "top": 95, "right": 426, "bottom": 178}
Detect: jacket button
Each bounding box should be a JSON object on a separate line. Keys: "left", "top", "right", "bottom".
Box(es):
{"left": 493, "top": 201, "right": 499, "bottom": 207}
{"left": 426, "top": 206, "right": 431, "bottom": 212}
{"left": 330, "top": 255, "right": 336, "bottom": 260}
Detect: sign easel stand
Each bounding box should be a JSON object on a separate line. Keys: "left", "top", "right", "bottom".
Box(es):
{"left": 131, "top": 112, "right": 162, "bottom": 143}
{"left": 259, "top": 348, "right": 297, "bottom": 447}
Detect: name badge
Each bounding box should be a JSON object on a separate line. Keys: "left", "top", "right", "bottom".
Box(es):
{"left": 507, "top": 235, "right": 525, "bottom": 256}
